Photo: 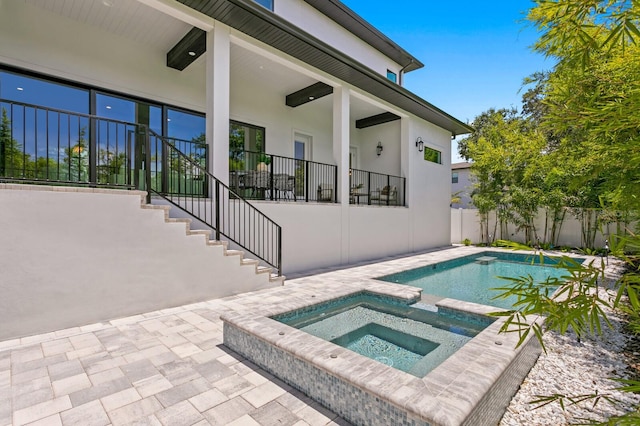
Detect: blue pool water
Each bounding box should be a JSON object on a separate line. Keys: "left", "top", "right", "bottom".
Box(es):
{"left": 273, "top": 292, "right": 492, "bottom": 377}
{"left": 378, "top": 252, "right": 584, "bottom": 309}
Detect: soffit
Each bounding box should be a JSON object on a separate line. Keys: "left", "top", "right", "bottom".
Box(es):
{"left": 302, "top": 0, "right": 423, "bottom": 72}
{"left": 178, "top": 0, "right": 472, "bottom": 135}
{"left": 25, "top": 0, "right": 191, "bottom": 52}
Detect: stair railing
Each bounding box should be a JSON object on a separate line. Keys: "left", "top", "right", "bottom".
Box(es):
{"left": 145, "top": 130, "right": 282, "bottom": 276}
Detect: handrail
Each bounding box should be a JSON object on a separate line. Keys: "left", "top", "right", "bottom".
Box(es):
{"left": 349, "top": 168, "right": 406, "bottom": 206}
{"left": 229, "top": 149, "right": 338, "bottom": 203}
{"left": 0, "top": 99, "right": 281, "bottom": 276}
{"left": 147, "top": 131, "right": 282, "bottom": 275}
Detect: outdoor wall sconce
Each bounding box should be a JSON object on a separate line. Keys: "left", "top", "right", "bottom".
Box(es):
{"left": 415, "top": 137, "right": 424, "bottom": 152}
{"left": 376, "top": 141, "right": 383, "bottom": 156}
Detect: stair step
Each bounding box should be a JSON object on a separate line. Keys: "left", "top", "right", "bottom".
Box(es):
{"left": 256, "top": 266, "right": 272, "bottom": 275}
{"left": 207, "top": 240, "right": 229, "bottom": 248}
{"left": 140, "top": 201, "right": 282, "bottom": 286}
{"left": 187, "top": 229, "right": 211, "bottom": 237}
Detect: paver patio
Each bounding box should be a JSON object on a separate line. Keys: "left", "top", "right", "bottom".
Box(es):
{"left": 1, "top": 246, "right": 485, "bottom": 425}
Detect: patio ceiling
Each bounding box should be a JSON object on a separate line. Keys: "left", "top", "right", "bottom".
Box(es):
{"left": 174, "top": 0, "right": 472, "bottom": 136}
{"left": 23, "top": 0, "right": 469, "bottom": 134}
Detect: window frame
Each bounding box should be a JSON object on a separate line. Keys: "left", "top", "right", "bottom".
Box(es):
{"left": 423, "top": 146, "right": 442, "bottom": 164}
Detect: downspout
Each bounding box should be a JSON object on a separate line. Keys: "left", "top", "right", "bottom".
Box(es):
{"left": 398, "top": 59, "right": 414, "bottom": 86}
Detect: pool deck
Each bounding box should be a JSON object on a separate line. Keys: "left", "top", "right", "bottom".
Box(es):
{"left": 0, "top": 246, "right": 582, "bottom": 425}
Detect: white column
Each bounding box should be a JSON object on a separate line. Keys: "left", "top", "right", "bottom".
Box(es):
{"left": 400, "top": 117, "right": 414, "bottom": 250}
{"left": 206, "top": 24, "right": 231, "bottom": 185}
{"left": 332, "top": 86, "right": 350, "bottom": 264}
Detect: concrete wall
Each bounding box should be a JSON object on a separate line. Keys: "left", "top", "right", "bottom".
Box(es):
{"left": 451, "top": 208, "right": 623, "bottom": 248}
{"left": 0, "top": 185, "right": 274, "bottom": 340}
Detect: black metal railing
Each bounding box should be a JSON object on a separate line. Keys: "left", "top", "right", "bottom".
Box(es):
{"left": 0, "top": 99, "right": 139, "bottom": 188}
{"left": 148, "top": 133, "right": 282, "bottom": 275}
{"left": 229, "top": 150, "right": 338, "bottom": 203}
{"left": 149, "top": 135, "right": 208, "bottom": 197}
{"left": 0, "top": 99, "right": 281, "bottom": 275}
{"left": 349, "top": 168, "right": 406, "bottom": 206}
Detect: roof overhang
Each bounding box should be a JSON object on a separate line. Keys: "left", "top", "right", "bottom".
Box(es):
{"left": 175, "top": 0, "right": 473, "bottom": 136}
{"left": 302, "top": 0, "right": 423, "bottom": 73}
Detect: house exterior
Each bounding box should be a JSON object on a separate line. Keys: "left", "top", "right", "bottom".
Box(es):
{"left": 0, "top": 0, "right": 471, "bottom": 278}
{"left": 451, "top": 162, "right": 474, "bottom": 209}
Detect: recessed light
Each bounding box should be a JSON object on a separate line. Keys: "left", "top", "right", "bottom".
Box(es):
{"left": 259, "top": 65, "right": 264, "bottom": 70}
{"left": 188, "top": 51, "right": 196, "bottom": 56}
{"left": 308, "top": 96, "right": 315, "bottom": 100}
{"left": 102, "top": 0, "right": 113, "bottom": 7}
{"left": 106, "top": 105, "right": 112, "bottom": 109}
{"left": 167, "top": 118, "right": 171, "bottom": 122}
{"left": 16, "top": 87, "right": 23, "bottom": 91}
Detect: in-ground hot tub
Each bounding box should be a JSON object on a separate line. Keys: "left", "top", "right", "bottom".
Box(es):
{"left": 273, "top": 292, "right": 491, "bottom": 378}
{"left": 222, "top": 288, "right": 541, "bottom": 426}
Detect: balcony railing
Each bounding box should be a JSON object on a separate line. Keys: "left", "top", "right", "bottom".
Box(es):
{"left": 229, "top": 150, "right": 338, "bottom": 203}
{"left": 0, "top": 99, "right": 281, "bottom": 276}
{"left": 0, "top": 99, "right": 139, "bottom": 188}
{"left": 148, "top": 134, "right": 281, "bottom": 275}
{"left": 349, "top": 168, "right": 406, "bottom": 206}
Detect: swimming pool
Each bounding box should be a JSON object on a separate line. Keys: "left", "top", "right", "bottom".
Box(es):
{"left": 378, "top": 251, "right": 584, "bottom": 309}
{"left": 273, "top": 292, "right": 491, "bottom": 377}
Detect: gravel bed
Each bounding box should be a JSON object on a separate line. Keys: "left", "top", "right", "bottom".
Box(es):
{"left": 500, "top": 259, "right": 640, "bottom": 425}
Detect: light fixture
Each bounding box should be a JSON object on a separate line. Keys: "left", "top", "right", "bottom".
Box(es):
{"left": 105, "top": 105, "right": 112, "bottom": 110}
{"left": 188, "top": 51, "right": 196, "bottom": 57}
{"left": 16, "top": 87, "right": 23, "bottom": 91}
{"left": 451, "top": 133, "right": 456, "bottom": 140}
{"left": 415, "top": 137, "right": 424, "bottom": 152}
{"left": 102, "top": 0, "right": 114, "bottom": 7}
{"left": 376, "top": 141, "right": 383, "bottom": 156}
{"left": 308, "top": 96, "right": 315, "bottom": 100}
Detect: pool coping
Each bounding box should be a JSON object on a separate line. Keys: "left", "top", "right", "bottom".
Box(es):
{"left": 221, "top": 277, "right": 543, "bottom": 426}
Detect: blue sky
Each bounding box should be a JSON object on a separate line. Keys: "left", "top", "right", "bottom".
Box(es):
{"left": 341, "top": 0, "right": 553, "bottom": 162}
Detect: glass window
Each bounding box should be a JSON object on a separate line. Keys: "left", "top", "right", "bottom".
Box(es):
{"left": 424, "top": 146, "right": 442, "bottom": 164}
{"left": 386, "top": 70, "right": 397, "bottom": 83}
{"left": 0, "top": 70, "right": 88, "bottom": 113}
{"left": 166, "top": 108, "right": 205, "bottom": 142}
{"left": 229, "top": 121, "right": 265, "bottom": 172}
{"left": 253, "top": 0, "right": 273, "bottom": 10}
{"left": 452, "top": 172, "right": 459, "bottom": 183}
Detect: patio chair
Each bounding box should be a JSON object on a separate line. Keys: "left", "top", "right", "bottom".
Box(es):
{"left": 370, "top": 185, "right": 398, "bottom": 205}
{"left": 274, "top": 173, "right": 296, "bottom": 200}
{"left": 245, "top": 170, "right": 271, "bottom": 198}
{"left": 317, "top": 183, "right": 334, "bottom": 202}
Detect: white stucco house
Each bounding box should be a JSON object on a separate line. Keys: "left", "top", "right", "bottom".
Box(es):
{"left": 0, "top": 0, "right": 471, "bottom": 338}
{"left": 451, "top": 162, "right": 474, "bottom": 209}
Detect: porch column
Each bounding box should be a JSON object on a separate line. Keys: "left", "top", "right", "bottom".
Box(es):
{"left": 400, "top": 117, "right": 414, "bottom": 250}
{"left": 333, "top": 85, "right": 350, "bottom": 263}
{"left": 206, "top": 23, "right": 231, "bottom": 185}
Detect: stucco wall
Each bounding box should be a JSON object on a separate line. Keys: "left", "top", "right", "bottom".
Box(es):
{"left": 275, "top": 0, "right": 404, "bottom": 80}
{"left": 408, "top": 118, "right": 453, "bottom": 251}
{"left": 0, "top": 185, "right": 274, "bottom": 340}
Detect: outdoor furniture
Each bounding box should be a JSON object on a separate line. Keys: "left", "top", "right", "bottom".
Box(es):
{"left": 245, "top": 170, "right": 270, "bottom": 198}
{"left": 370, "top": 185, "right": 398, "bottom": 205}
{"left": 317, "top": 184, "right": 334, "bottom": 202}
{"left": 274, "top": 173, "right": 296, "bottom": 200}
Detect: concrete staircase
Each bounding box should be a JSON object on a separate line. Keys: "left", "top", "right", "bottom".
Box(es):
{"left": 140, "top": 200, "right": 285, "bottom": 285}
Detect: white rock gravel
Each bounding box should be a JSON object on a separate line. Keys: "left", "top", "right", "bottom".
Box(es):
{"left": 500, "top": 259, "right": 640, "bottom": 425}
